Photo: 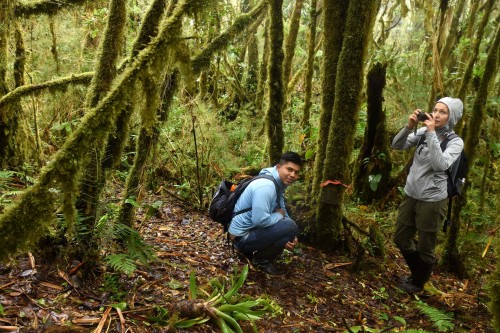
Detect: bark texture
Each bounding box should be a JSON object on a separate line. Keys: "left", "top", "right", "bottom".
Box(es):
{"left": 352, "top": 62, "right": 391, "bottom": 203}
{"left": 265, "top": 0, "right": 285, "bottom": 164}
{"left": 315, "top": 0, "right": 379, "bottom": 252}
{"left": 310, "top": 0, "right": 349, "bottom": 200}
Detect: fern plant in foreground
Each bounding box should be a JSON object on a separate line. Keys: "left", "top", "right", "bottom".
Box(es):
{"left": 412, "top": 300, "right": 454, "bottom": 332}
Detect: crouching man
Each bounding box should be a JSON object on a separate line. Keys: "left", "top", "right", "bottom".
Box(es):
{"left": 229, "top": 152, "right": 301, "bottom": 275}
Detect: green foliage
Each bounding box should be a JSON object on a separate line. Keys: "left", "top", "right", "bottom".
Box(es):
{"left": 146, "top": 265, "right": 279, "bottom": 331}
{"left": 412, "top": 301, "right": 455, "bottom": 332}
{"left": 99, "top": 272, "right": 127, "bottom": 302}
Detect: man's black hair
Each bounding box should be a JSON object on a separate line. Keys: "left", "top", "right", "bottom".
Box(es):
{"left": 278, "top": 151, "right": 303, "bottom": 167}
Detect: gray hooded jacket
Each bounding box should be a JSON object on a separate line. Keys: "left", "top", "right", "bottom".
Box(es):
{"left": 392, "top": 97, "right": 464, "bottom": 202}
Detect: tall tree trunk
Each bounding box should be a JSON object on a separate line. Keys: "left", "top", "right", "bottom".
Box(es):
{"left": 490, "top": 231, "right": 500, "bottom": 331}
{"left": 282, "top": 0, "right": 304, "bottom": 89}
{"left": 454, "top": 0, "right": 495, "bottom": 134}
{"left": 442, "top": 22, "right": 500, "bottom": 277}
{"left": 301, "top": 0, "right": 318, "bottom": 137}
{"left": 265, "top": 0, "right": 285, "bottom": 164}
{"left": 352, "top": 62, "right": 391, "bottom": 203}
{"left": 310, "top": 0, "right": 349, "bottom": 201}
{"left": 439, "top": 0, "right": 466, "bottom": 69}
{"left": 0, "top": 4, "right": 31, "bottom": 169}
{"left": 314, "top": 0, "right": 378, "bottom": 252}
{"left": 256, "top": 19, "right": 269, "bottom": 113}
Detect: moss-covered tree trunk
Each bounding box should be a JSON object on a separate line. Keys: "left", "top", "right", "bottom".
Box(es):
{"left": 442, "top": 22, "right": 500, "bottom": 276}
{"left": 352, "top": 62, "right": 391, "bottom": 203}
{"left": 0, "top": 2, "right": 31, "bottom": 169}
{"left": 265, "top": 0, "right": 285, "bottom": 164}
{"left": 282, "top": 0, "right": 303, "bottom": 89}
{"left": 0, "top": 0, "right": 194, "bottom": 261}
{"left": 489, "top": 234, "right": 500, "bottom": 331}
{"left": 454, "top": 0, "right": 494, "bottom": 134}
{"left": 102, "top": 0, "right": 170, "bottom": 172}
{"left": 310, "top": 0, "right": 349, "bottom": 201}
{"left": 314, "top": 0, "right": 378, "bottom": 252}
{"left": 300, "top": 0, "right": 318, "bottom": 137}
{"left": 439, "top": 0, "right": 466, "bottom": 70}
{"left": 256, "top": 18, "right": 269, "bottom": 113}
{"left": 245, "top": 1, "right": 259, "bottom": 96}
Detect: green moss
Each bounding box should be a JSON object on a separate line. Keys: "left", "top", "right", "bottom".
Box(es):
{"left": 265, "top": 0, "right": 285, "bottom": 164}
{"left": 191, "top": 0, "right": 268, "bottom": 74}
{"left": 0, "top": 0, "right": 195, "bottom": 260}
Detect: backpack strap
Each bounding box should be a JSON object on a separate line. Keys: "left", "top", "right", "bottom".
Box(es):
{"left": 232, "top": 174, "right": 281, "bottom": 218}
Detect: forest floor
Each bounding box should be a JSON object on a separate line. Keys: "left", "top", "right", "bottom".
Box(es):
{"left": 0, "top": 189, "right": 495, "bottom": 333}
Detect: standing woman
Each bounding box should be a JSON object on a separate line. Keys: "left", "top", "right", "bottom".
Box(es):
{"left": 392, "top": 97, "right": 463, "bottom": 293}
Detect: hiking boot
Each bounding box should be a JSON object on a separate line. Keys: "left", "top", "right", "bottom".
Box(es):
{"left": 398, "top": 279, "right": 423, "bottom": 294}
{"left": 399, "top": 258, "right": 434, "bottom": 294}
{"left": 254, "top": 262, "right": 286, "bottom": 276}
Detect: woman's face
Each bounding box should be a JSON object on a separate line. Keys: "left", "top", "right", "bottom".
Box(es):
{"left": 432, "top": 102, "right": 450, "bottom": 128}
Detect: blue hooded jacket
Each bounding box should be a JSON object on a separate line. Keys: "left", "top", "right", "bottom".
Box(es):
{"left": 228, "top": 166, "right": 288, "bottom": 236}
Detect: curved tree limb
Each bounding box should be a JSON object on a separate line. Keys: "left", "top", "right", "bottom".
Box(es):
{"left": 14, "top": 0, "right": 88, "bottom": 18}
{"left": 0, "top": 72, "right": 93, "bottom": 109}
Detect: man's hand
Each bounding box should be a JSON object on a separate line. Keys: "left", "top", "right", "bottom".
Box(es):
{"left": 285, "top": 237, "right": 298, "bottom": 251}
{"left": 275, "top": 208, "right": 286, "bottom": 218}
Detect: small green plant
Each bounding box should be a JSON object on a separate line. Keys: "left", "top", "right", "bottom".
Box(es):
{"left": 99, "top": 273, "right": 127, "bottom": 302}
{"left": 412, "top": 300, "right": 454, "bottom": 332}
{"left": 371, "top": 287, "right": 388, "bottom": 301}
{"left": 148, "top": 265, "right": 280, "bottom": 332}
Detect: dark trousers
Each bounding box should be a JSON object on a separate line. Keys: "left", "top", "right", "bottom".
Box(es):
{"left": 233, "top": 218, "right": 298, "bottom": 263}
{"left": 393, "top": 196, "right": 447, "bottom": 264}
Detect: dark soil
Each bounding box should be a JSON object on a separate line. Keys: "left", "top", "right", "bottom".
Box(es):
{"left": 0, "top": 194, "right": 494, "bottom": 333}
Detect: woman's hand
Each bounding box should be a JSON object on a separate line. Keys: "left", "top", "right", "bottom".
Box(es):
{"left": 424, "top": 113, "right": 435, "bottom": 132}
{"left": 407, "top": 109, "right": 420, "bottom": 130}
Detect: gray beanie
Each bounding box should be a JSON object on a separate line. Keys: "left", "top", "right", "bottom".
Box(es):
{"left": 436, "top": 97, "right": 463, "bottom": 131}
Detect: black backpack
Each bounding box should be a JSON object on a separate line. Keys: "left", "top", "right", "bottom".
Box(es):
{"left": 417, "top": 133, "right": 468, "bottom": 198}
{"left": 208, "top": 174, "right": 279, "bottom": 232}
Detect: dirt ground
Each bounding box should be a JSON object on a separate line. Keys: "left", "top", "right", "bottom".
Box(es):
{"left": 0, "top": 194, "right": 495, "bottom": 333}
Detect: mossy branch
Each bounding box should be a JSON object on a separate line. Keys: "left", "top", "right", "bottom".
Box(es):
{"left": 0, "top": 0, "right": 194, "bottom": 261}
{"left": 191, "top": 0, "right": 268, "bottom": 74}
{"left": 14, "top": 0, "right": 87, "bottom": 17}
{"left": 0, "top": 72, "right": 93, "bottom": 109}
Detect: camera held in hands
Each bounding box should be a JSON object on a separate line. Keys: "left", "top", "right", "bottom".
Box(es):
{"left": 417, "top": 111, "right": 432, "bottom": 122}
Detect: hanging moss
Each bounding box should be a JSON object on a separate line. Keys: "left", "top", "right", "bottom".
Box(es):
{"left": 104, "top": 0, "right": 172, "bottom": 171}
{"left": 0, "top": 0, "right": 195, "bottom": 261}
{"left": 14, "top": 0, "right": 87, "bottom": 18}
{"left": 118, "top": 71, "right": 179, "bottom": 228}
{"left": 85, "top": 0, "right": 127, "bottom": 108}
{"left": 191, "top": 0, "right": 268, "bottom": 74}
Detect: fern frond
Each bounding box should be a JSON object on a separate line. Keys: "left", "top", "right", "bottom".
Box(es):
{"left": 412, "top": 301, "right": 454, "bottom": 332}
{"left": 105, "top": 254, "right": 137, "bottom": 275}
